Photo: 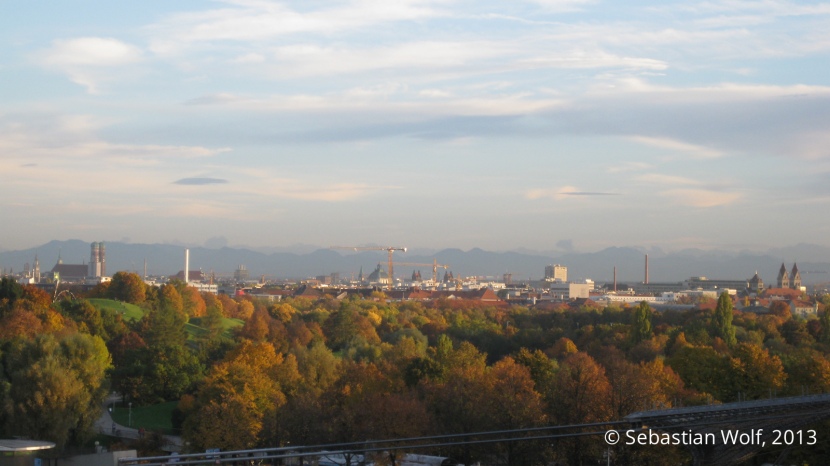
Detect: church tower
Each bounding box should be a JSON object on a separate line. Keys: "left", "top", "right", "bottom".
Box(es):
{"left": 777, "top": 263, "right": 790, "bottom": 289}
{"left": 33, "top": 254, "right": 40, "bottom": 282}
{"left": 791, "top": 263, "right": 802, "bottom": 290}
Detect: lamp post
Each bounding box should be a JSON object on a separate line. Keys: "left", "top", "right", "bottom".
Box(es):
{"left": 128, "top": 402, "right": 132, "bottom": 427}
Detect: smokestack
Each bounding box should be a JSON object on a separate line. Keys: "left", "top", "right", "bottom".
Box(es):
{"left": 144, "top": 258, "right": 147, "bottom": 280}
{"left": 184, "top": 249, "right": 190, "bottom": 284}
{"left": 645, "top": 254, "right": 649, "bottom": 284}
{"left": 613, "top": 266, "right": 617, "bottom": 292}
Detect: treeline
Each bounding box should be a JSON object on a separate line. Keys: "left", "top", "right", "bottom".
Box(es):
{"left": 3, "top": 273, "right": 830, "bottom": 464}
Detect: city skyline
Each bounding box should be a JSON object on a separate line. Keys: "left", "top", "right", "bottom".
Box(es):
{"left": 3, "top": 1, "right": 830, "bottom": 252}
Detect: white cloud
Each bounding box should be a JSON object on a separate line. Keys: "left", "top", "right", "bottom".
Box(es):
{"left": 40, "top": 37, "right": 142, "bottom": 67}
{"left": 525, "top": 186, "right": 619, "bottom": 201}
{"left": 606, "top": 162, "right": 653, "bottom": 173}
{"left": 524, "top": 0, "right": 596, "bottom": 12}
{"left": 148, "top": 0, "right": 449, "bottom": 54}
{"left": 661, "top": 189, "right": 741, "bottom": 208}
{"left": 37, "top": 37, "right": 143, "bottom": 93}
{"left": 636, "top": 173, "right": 701, "bottom": 186}
{"left": 629, "top": 136, "right": 724, "bottom": 159}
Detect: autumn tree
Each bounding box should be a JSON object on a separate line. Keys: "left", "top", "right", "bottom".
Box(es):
{"left": 487, "top": 357, "right": 549, "bottom": 466}
{"left": 782, "top": 348, "right": 830, "bottom": 395}
{"left": 727, "top": 343, "right": 786, "bottom": 401}
{"left": 108, "top": 271, "right": 146, "bottom": 304}
{"left": 180, "top": 286, "right": 207, "bottom": 318}
{"left": 184, "top": 341, "right": 299, "bottom": 450}
{"left": 549, "top": 352, "right": 611, "bottom": 465}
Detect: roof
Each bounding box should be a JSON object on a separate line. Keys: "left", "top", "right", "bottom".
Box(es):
{"left": 763, "top": 287, "right": 801, "bottom": 299}
{"left": 367, "top": 264, "right": 388, "bottom": 280}
{"left": 50, "top": 263, "right": 88, "bottom": 278}
{"left": 293, "top": 285, "right": 322, "bottom": 298}
{"left": 171, "top": 270, "right": 205, "bottom": 281}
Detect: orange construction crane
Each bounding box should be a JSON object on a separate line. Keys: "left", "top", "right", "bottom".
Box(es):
{"left": 394, "top": 259, "right": 450, "bottom": 284}
{"left": 330, "top": 246, "right": 407, "bottom": 290}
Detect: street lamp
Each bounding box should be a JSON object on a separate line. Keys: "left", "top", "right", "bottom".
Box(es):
{"left": 128, "top": 402, "right": 132, "bottom": 427}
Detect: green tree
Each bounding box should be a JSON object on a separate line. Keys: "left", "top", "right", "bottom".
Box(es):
{"left": 630, "top": 301, "right": 653, "bottom": 344}
{"left": 712, "top": 292, "right": 737, "bottom": 347}
{"left": 1, "top": 333, "right": 111, "bottom": 448}
{"left": 0, "top": 277, "right": 24, "bottom": 316}
{"left": 200, "top": 301, "right": 225, "bottom": 341}
{"left": 820, "top": 310, "right": 830, "bottom": 344}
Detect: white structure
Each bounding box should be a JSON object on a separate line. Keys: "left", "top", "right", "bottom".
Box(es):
{"left": 188, "top": 282, "right": 218, "bottom": 294}
{"left": 184, "top": 249, "right": 190, "bottom": 285}
{"left": 548, "top": 279, "right": 594, "bottom": 300}
{"left": 592, "top": 294, "right": 669, "bottom": 304}
{"left": 545, "top": 264, "right": 568, "bottom": 282}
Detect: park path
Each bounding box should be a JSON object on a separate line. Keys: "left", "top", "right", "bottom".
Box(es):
{"left": 95, "top": 393, "right": 184, "bottom": 452}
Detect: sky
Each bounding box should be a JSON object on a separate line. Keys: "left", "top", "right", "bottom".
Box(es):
{"left": 2, "top": 0, "right": 830, "bottom": 253}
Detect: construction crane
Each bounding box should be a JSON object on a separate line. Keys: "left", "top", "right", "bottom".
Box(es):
{"left": 394, "top": 259, "right": 450, "bottom": 284}
{"left": 330, "top": 246, "right": 407, "bottom": 290}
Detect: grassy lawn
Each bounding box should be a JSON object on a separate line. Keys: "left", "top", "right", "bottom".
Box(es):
{"left": 89, "top": 298, "right": 145, "bottom": 322}
{"left": 110, "top": 401, "right": 179, "bottom": 434}
{"left": 90, "top": 298, "right": 243, "bottom": 338}
{"left": 188, "top": 316, "right": 244, "bottom": 339}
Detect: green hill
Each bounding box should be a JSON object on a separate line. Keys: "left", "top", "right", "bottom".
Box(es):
{"left": 88, "top": 298, "right": 145, "bottom": 321}
{"left": 89, "top": 298, "right": 243, "bottom": 338}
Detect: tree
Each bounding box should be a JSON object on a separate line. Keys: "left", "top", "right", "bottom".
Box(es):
{"left": 712, "top": 292, "right": 737, "bottom": 347}
{"left": 630, "top": 301, "right": 653, "bottom": 344}
{"left": 107, "top": 272, "right": 146, "bottom": 304}
{"left": 180, "top": 286, "right": 207, "bottom": 318}
{"left": 487, "top": 357, "right": 548, "bottom": 466}
{"left": 668, "top": 346, "right": 728, "bottom": 400}
{"left": 0, "top": 277, "right": 24, "bottom": 316}
{"left": 200, "top": 301, "right": 225, "bottom": 341}
{"left": 782, "top": 348, "right": 830, "bottom": 395}
{"left": 549, "top": 352, "right": 611, "bottom": 465}
{"left": 1, "top": 333, "right": 111, "bottom": 448}
{"left": 138, "top": 344, "right": 203, "bottom": 403}
{"left": 820, "top": 311, "right": 830, "bottom": 344}
{"left": 727, "top": 343, "right": 786, "bottom": 401}
{"left": 157, "top": 284, "right": 184, "bottom": 314}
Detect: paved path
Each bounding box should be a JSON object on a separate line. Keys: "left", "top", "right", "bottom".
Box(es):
{"left": 95, "top": 393, "right": 184, "bottom": 452}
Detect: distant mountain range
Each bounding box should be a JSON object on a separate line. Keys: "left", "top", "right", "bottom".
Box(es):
{"left": 3, "top": 240, "right": 830, "bottom": 286}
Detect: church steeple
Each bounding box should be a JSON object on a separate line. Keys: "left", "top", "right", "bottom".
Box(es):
{"left": 791, "top": 263, "right": 802, "bottom": 290}
{"left": 777, "top": 262, "right": 789, "bottom": 288}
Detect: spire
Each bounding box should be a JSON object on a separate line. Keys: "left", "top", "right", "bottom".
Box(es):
{"left": 779, "top": 263, "right": 787, "bottom": 274}
{"left": 792, "top": 262, "right": 799, "bottom": 274}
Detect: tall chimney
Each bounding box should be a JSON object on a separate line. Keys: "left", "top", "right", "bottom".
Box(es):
{"left": 184, "top": 249, "right": 190, "bottom": 284}
{"left": 613, "top": 266, "right": 617, "bottom": 292}
{"left": 645, "top": 254, "right": 649, "bottom": 284}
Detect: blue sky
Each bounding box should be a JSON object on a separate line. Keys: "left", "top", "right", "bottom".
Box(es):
{"left": 2, "top": 0, "right": 830, "bottom": 253}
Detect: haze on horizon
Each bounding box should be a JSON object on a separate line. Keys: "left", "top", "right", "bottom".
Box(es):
{"left": 3, "top": 1, "right": 830, "bottom": 253}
